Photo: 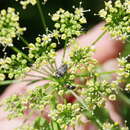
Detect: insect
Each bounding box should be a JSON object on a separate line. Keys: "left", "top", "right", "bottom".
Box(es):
{"left": 126, "top": 55, "right": 130, "bottom": 63}
{"left": 55, "top": 64, "right": 68, "bottom": 78}
{"left": 67, "top": 85, "right": 76, "bottom": 90}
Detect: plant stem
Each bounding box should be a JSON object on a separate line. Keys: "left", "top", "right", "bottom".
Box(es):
{"left": 91, "top": 30, "right": 106, "bottom": 45}
{"left": 70, "top": 90, "right": 103, "bottom": 129}
{"left": 62, "top": 46, "right": 67, "bottom": 63}
{"left": 0, "top": 80, "right": 20, "bottom": 86}
{"left": 56, "top": 122, "right": 61, "bottom": 130}
{"left": 95, "top": 119, "right": 103, "bottom": 130}
{"left": 62, "top": 40, "right": 68, "bottom": 63}
{"left": 98, "top": 70, "right": 118, "bottom": 75}
{"left": 19, "top": 35, "right": 29, "bottom": 46}
{"left": 51, "top": 121, "right": 54, "bottom": 130}
{"left": 11, "top": 46, "right": 30, "bottom": 60}
{"left": 118, "top": 92, "right": 130, "bottom": 107}
{"left": 36, "top": 0, "right": 46, "bottom": 30}
{"left": 70, "top": 90, "right": 87, "bottom": 108}
{"left": 0, "top": 79, "right": 45, "bottom": 86}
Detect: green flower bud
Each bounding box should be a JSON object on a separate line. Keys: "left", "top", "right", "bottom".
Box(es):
{"left": 0, "top": 73, "right": 5, "bottom": 81}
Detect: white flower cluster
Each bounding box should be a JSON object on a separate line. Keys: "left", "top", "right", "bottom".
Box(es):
{"left": 118, "top": 57, "right": 130, "bottom": 80}
{"left": 99, "top": 0, "right": 130, "bottom": 41}
{"left": 28, "top": 35, "right": 56, "bottom": 69}
{"left": 82, "top": 80, "right": 118, "bottom": 111}
{"left": 0, "top": 53, "right": 30, "bottom": 80}
{"left": 49, "top": 103, "right": 80, "bottom": 129}
{"left": 16, "top": 0, "right": 48, "bottom": 9}
{"left": 52, "top": 8, "right": 87, "bottom": 44}
{"left": 0, "top": 8, "right": 26, "bottom": 47}
{"left": 118, "top": 56, "right": 130, "bottom": 91}
{"left": 102, "top": 122, "right": 128, "bottom": 130}
{"left": 16, "top": 0, "right": 37, "bottom": 9}
{"left": 69, "top": 46, "right": 97, "bottom": 74}
{"left": 0, "top": 73, "right": 5, "bottom": 81}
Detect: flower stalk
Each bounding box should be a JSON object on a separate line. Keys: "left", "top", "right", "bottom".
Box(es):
{"left": 36, "top": 0, "right": 46, "bottom": 31}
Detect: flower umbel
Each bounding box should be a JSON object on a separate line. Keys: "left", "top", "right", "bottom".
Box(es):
{"left": 0, "top": 8, "right": 26, "bottom": 47}
{"left": 16, "top": 0, "right": 37, "bottom": 9}
{"left": 99, "top": 0, "right": 130, "bottom": 41}
{"left": 49, "top": 103, "right": 81, "bottom": 129}
{"left": 52, "top": 8, "right": 87, "bottom": 46}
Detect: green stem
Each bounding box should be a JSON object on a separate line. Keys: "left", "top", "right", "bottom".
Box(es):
{"left": 51, "top": 121, "right": 54, "bottom": 130}
{"left": 70, "top": 90, "right": 103, "bottom": 129}
{"left": 11, "top": 46, "right": 30, "bottom": 60}
{"left": 98, "top": 70, "right": 118, "bottom": 75}
{"left": 0, "top": 80, "right": 20, "bottom": 86}
{"left": 19, "top": 35, "right": 29, "bottom": 46}
{"left": 91, "top": 30, "right": 106, "bottom": 45}
{"left": 118, "top": 92, "right": 130, "bottom": 107}
{"left": 95, "top": 119, "right": 103, "bottom": 130}
{"left": 56, "top": 122, "right": 61, "bottom": 130}
{"left": 36, "top": 0, "right": 46, "bottom": 30}
{"left": 0, "top": 79, "right": 43, "bottom": 86}
{"left": 70, "top": 90, "right": 87, "bottom": 108}
{"left": 62, "top": 46, "right": 67, "bottom": 63}
{"left": 62, "top": 40, "right": 68, "bottom": 64}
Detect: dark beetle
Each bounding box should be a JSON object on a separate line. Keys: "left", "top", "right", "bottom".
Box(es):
{"left": 126, "top": 55, "right": 130, "bottom": 63}
{"left": 55, "top": 64, "right": 68, "bottom": 78}
{"left": 67, "top": 85, "right": 76, "bottom": 90}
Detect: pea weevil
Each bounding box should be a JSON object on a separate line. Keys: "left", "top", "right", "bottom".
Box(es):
{"left": 55, "top": 64, "right": 68, "bottom": 78}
